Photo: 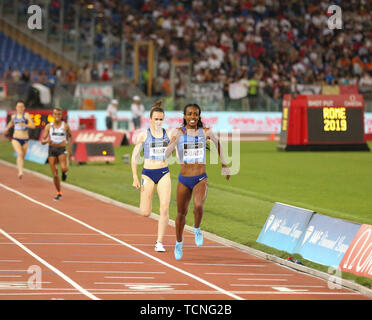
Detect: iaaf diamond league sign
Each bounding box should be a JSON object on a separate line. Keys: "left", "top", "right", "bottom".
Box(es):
{"left": 256, "top": 202, "right": 314, "bottom": 253}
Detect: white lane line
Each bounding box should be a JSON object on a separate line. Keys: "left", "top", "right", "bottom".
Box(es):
{"left": 1, "top": 242, "right": 224, "bottom": 248}
{"left": 9, "top": 232, "right": 194, "bottom": 237}
{"left": 0, "top": 183, "right": 244, "bottom": 300}
{"left": 237, "top": 278, "right": 288, "bottom": 281}
{"left": 272, "top": 286, "right": 308, "bottom": 292}
{"left": 95, "top": 282, "right": 188, "bottom": 286}
{"left": 0, "top": 290, "right": 360, "bottom": 296}
{"left": 206, "top": 273, "right": 294, "bottom": 276}
{"left": 0, "top": 260, "right": 22, "bottom": 263}
{"left": 76, "top": 271, "right": 166, "bottom": 274}
{"left": 185, "top": 263, "right": 265, "bottom": 267}
{"left": 0, "top": 229, "right": 99, "bottom": 300}
{"left": 104, "top": 276, "right": 155, "bottom": 279}
{"left": 0, "top": 275, "right": 22, "bottom": 278}
{"left": 0, "top": 243, "right": 124, "bottom": 246}
{"left": 231, "top": 284, "right": 324, "bottom": 288}
{"left": 63, "top": 261, "right": 144, "bottom": 264}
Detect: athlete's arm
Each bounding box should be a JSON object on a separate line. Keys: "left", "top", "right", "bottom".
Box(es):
{"left": 131, "top": 131, "right": 146, "bottom": 190}
{"left": 24, "top": 112, "right": 35, "bottom": 129}
{"left": 65, "top": 123, "right": 73, "bottom": 156}
{"left": 206, "top": 128, "right": 230, "bottom": 180}
{"left": 41, "top": 123, "right": 51, "bottom": 145}
{"left": 165, "top": 128, "right": 183, "bottom": 158}
{"left": 4, "top": 115, "right": 15, "bottom": 136}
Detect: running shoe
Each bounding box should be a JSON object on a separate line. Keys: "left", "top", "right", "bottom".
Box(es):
{"left": 62, "top": 172, "right": 67, "bottom": 181}
{"left": 174, "top": 238, "right": 184, "bottom": 260}
{"left": 155, "top": 241, "right": 166, "bottom": 252}
{"left": 18, "top": 172, "right": 23, "bottom": 179}
{"left": 53, "top": 193, "right": 62, "bottom": 201}
{"left": 194, "top": 227, "right": 203, "bottom": 247}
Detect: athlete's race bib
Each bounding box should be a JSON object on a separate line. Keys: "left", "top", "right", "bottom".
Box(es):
{"left": 149, "top": 141, "right": 168, "bottom": 158}
{"left": 183, "top": 142, "right": 204, "bottom": 163}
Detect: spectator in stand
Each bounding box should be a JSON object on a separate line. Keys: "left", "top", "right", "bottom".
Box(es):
{"left": 11, "top": 68, "right": 21, "bottom": 82}
{"left": 105, "top": 99, "right": 118, "bottom": 130}
{"left": 131, "top": 95, "right": 145, "bottom": 129}
{"left": 30, "top": 69, "right": 41, "bottom": 83}
{"left": 101, "top": 68, "right": 110, "bottom": 81}
{"left": 3, "top": 69, "right": 12, "bottom": 81}
{"left": 359, "top": 72, "right": 372, "bottom": 88}
{"left": 20, "top": 70, "right": 30, "bottom": 83}
{"left": 91, "top": 63, "right": 99, "bottom": 81}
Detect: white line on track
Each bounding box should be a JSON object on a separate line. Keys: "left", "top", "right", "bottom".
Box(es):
{"left": 63, "top": 261, "right": 144, "bottom": 264}
{"left": 76, "top": 271, "right": 166, "bottom": 274}
{"left": 230, "top": 284, "right": 324, "bottom": 288}
{"left": 185, "top": 263, "right": 265, "bottom": 267}
{"left": 0, "top": 229, "right": 99, "bottom": 300}
{"left": 0, "top": 182, "right": 244, "bottom": 300}
{"left": 0, "top": 260, "right": 22, "bottom": 262}
{"left": 205, "top": 273, "right": 294, "bottom": 276}
{"left": 237, "top": 278, "right": 288, "bottom": 281}
{"left": 104, "top": 276, "right": 155, "bottom": 279}
{"left": 0, "top": 290, "right": 360, "bottom": 296}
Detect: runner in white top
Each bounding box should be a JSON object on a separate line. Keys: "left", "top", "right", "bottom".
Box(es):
{"left": 41, "top": 107, "right": 72, "bottom": 200}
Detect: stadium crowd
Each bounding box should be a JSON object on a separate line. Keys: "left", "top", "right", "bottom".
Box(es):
{"left": 3, "top": 0, "right": 372, "bottom": 101}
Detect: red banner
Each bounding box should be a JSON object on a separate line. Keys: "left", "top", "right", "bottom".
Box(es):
{"left": 339, "top": 224, "right": 372, "bottom": 279}
{"left": 71, "top": 130, "right": 128, "bottom": 146}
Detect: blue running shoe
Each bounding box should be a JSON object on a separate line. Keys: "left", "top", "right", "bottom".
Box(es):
{"left": 174, "top": 238, "right": 183, "bottom": 260}
{"left": 194, "top": 227, "right": 203, "bottom": 247}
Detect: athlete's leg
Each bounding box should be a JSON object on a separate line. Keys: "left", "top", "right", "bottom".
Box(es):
{"left": 58, "top": 153, "right": 68, "bottom": 181}
{"left": 11, "top": 139, "right": 25, "bottom": 176}
{"left": 139, "top": 175, "right": 156, "bottom": 217}
{"left": 192, "top": 179, "right": 208, "bottom": 229}
{"left": 48, "top": 157, "right": 60, "bottom": 193}
{"left": 156, "top": 173, "right": 171, "bottom": 243}
{"left": 175, "top": 182, "right": 192, "bottom": 243}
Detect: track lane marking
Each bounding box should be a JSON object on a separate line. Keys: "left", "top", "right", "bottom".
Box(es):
{"left": 0, "top": 182, "right": 244, "bottom": 300}
{"left": 0, "top": 229, "right": 99, "bottom": 300}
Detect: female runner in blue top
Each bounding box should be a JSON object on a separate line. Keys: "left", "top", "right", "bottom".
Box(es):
{"left": 166, "top": 103, "right": 230, "bottom": 260}
{"left": 131, "top": 101, "right": 171, "bottom": 252}
{"left": 4, "top": 100, "right": 35, "bottom": 178}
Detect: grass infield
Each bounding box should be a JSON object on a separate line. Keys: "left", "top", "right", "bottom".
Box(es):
{"left": 1, "top": 140, "right": 371, "bottom": 288}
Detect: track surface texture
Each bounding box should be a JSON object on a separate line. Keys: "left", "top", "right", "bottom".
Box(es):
{"left": 0, "top": 162, "right": 370, "bottom": 301}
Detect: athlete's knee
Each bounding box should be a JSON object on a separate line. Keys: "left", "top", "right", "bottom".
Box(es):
{"left": 193, "top": 203, "right": 204, "bottom": 213}
{"left": 140, "top": 209, "right": 151, "bottom": 218}
{"left": 17, "top": 151, "right": 25, "bottom": 159}
{"left": 177, "top": 211, "right": 187, "bottom": 219}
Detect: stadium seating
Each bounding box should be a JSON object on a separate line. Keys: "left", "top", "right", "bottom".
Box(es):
{"left": 0, "top": 31, "right": 54, "bottom": 78}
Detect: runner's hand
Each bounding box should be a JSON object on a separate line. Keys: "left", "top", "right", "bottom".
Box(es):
{"left": 132, "top": 177, "right": 140, "bottom": 190}
{"left": 221, "top": 166, "right": 230, "bottom": 181}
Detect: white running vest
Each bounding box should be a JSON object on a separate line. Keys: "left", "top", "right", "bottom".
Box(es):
{"left": 49, "top": 122, "right": 67, "bottom": 144}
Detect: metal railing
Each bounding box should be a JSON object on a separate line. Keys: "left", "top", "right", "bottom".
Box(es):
{"left": 1, "top": 80, "right": 372, "bottom": 113}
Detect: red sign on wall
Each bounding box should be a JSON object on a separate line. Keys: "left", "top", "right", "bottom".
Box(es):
{"left": 339, "top": 224, "right": 372, "bottom": 279}
{"left": 71, "top": 130, "right": 128, "bottom": 146}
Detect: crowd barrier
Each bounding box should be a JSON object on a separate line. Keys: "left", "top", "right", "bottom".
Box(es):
{"left": 257, "top": 202, "right": 372, "bottom": 279}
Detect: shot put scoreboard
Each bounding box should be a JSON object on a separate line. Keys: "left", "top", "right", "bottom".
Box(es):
{"left": 278, "top": 94, "right": 369, "bottom": 151}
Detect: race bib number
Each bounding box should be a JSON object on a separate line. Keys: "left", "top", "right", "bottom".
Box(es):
{"left": 183, "top": 142, "right": 204, "bottom": 162}
{"left": 149, "top": 141, "right": 167, "bottom": 158}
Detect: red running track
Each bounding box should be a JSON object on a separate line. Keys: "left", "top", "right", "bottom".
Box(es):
{"left": 0, "top": 162, "right": 370, "bottom": 301}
